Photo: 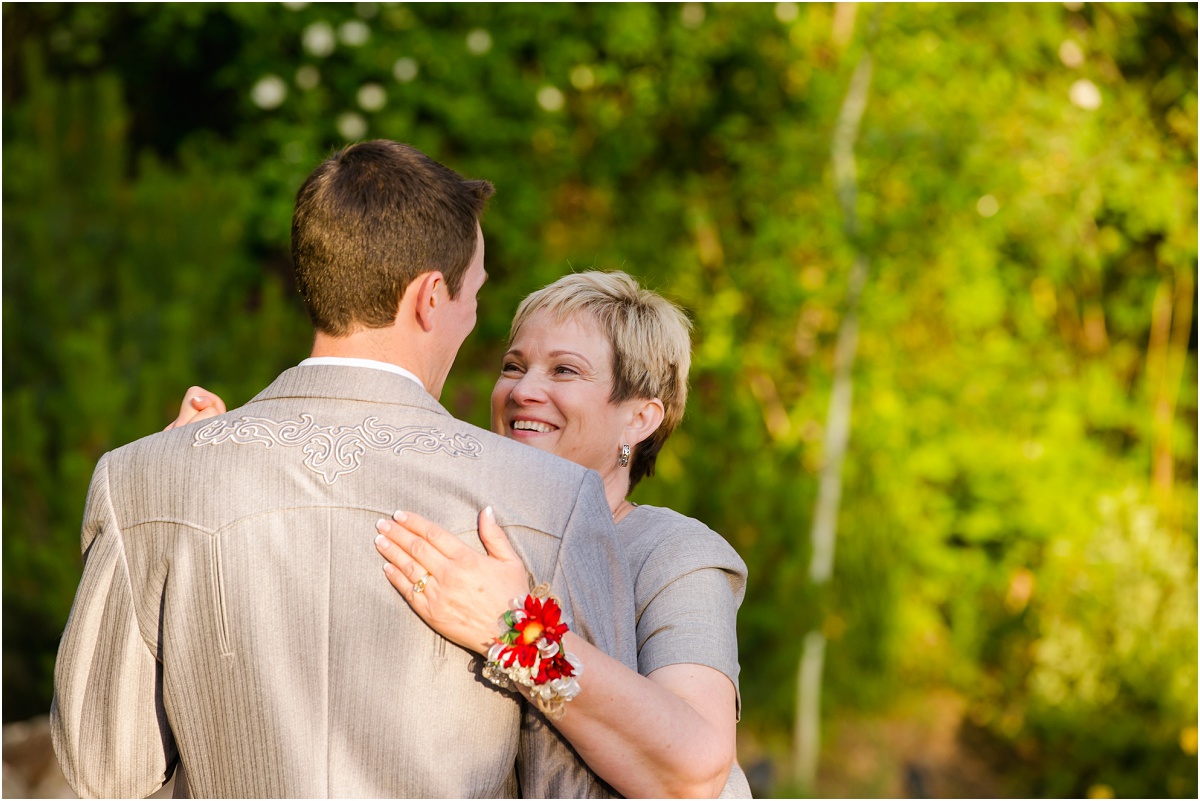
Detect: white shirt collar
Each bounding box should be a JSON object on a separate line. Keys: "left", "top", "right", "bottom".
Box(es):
{"left": 298, "top": 356, "right": 425, "bottom": 390}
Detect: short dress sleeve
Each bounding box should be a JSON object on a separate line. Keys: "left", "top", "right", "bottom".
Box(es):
{"left": 618, "top": 505, "right": 748, "bottom": 717}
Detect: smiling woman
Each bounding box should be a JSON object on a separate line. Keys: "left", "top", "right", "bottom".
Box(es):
{"left": 374, "top": 271, "right": 752, "bottom": 797}
{"left": 492, "top": 310, "right": 662, "bottom": 517}
{"left": 493, "top": 272, "right": 693, "bottom": 512}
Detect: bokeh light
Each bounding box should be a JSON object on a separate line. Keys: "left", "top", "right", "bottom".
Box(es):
{"left": 466, "top": 28, "right": 492, "bottom": 56}
{"left": 302, "top": 21, "right": 336, "bottom": 58}
{"left": 356, "top": 83, "right": 386, "bottom": 112}
{"left": 251, "top": 74, "right": 287, "bottom": 109}
{"left": 1059, "top": 39, "right": 1085, "bottom": 68}
{"left": 295, "top": 65, "right": 320, "bottom": 91}
{"left": 976, "top": 194, "right": 1000, "bottom": 217}
{"left": 1070, "top": 78, "right": 1103, "bottom": 109}
{"left": 681, "top": 3, "right": 705, "bottom": 29}
{"left": 339, "top": 20, "right": 370, "bottom": 46}
{"left": 537, "top": 85, "right": 565, "bottom": 112}
{"left": 392, "top": 57, "right": 419, "bottom": 83}
{"left": 336, "top": 111, "right": 367, "bottom": 140}
{"left": 570, "top": 65, "right": 596, "bottom": 91}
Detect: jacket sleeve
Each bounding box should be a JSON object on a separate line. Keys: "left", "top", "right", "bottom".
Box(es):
{"left": 50, "top": 454, "right": 177, "bottom": 798}
{"left": 550, "top": 470, "right": 637, "bottom": 667}
{"left": 515, "top": 469, "right": 635, "bottom": 799}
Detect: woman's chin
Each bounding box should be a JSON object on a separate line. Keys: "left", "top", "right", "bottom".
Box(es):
{"left": 506, "top": 430, "right": 559, "bottom": 455}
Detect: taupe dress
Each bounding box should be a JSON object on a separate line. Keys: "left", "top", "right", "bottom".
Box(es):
{"left": 617, "top": 504, "right": 752, "bottom": 798}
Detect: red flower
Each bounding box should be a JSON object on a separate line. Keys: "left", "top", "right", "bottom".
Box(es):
{"left": 536, "top": 655, "right": 576, "bottom": 684}
{"left": 500, "top": 596, "right": 571, "bottom": 669}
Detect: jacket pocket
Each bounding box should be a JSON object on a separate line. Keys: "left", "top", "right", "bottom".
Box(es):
{"left": 211, "top": 534, "right": 232, "bottom": 657}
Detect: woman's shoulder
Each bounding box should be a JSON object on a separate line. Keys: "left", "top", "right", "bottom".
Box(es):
{"left": 618, "top": 503, "right": 721, "bottom": 552}
{"left": 619, "top": 504, "right": 747, "bottom": 596}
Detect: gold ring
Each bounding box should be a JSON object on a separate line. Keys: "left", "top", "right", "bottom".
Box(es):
{"left": 413, "top": 573, "right": 430, "bottom": 594}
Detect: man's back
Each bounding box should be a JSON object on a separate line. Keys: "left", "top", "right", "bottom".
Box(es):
{"left": 51, "top": 365, "right": 633, "bottom": 798}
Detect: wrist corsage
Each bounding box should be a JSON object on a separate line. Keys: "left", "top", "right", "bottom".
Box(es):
{"left": 482, "top": 588, "right": 583, "bottom": 719}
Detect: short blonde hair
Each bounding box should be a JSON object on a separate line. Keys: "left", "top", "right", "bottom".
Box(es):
{"left": 509, "top": 271, "right": 692, "bottom": 494}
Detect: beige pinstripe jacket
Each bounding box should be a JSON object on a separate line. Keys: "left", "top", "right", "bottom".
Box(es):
{"left": 50, "top": 365, "right": 635, "bottom": 798}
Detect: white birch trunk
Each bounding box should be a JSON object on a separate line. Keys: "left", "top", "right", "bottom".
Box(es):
{"left": 792, "top": 48, "right": 874, "bottom": 792}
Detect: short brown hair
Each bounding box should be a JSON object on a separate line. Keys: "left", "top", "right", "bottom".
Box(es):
{"left": 509, "top": 271, "right": 693, "bottom": 494}
{"left": 291, "top": 140, "right": 494, "bottom": 335}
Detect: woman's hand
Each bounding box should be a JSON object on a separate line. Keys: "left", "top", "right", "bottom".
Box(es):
{"left": 164, "top": 386, "right": 227, "bottom": 431}
{"left": 376, "top": 507, "right": 738, "bottom": 798}
{"left": 374, "top": 507, "right": 530, "bottom": 656}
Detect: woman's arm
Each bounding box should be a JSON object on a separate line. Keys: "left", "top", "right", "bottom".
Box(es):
{"left": 373, "top": 509, "right": 737, "bottom": 798}
{"left": 541, "top": 637, "right": 737, "bottom": 797}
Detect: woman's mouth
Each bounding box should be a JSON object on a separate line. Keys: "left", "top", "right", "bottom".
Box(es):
{"left": 511, "top": 419, "right": 557, "bottom": 434}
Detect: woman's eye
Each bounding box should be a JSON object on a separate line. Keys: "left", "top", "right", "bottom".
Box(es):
{"left": 554, "top": 365, "right": 579, "bottom": 376}
{"left": 501, "top": 362, "right": 524, "bottom": 374}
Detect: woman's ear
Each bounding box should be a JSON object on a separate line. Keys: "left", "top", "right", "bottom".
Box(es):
{"left": 411, "top": 271, "right": 445, "bottom": 333}
{"left": 625, "top": 398, "right": 666, "bottom": 447}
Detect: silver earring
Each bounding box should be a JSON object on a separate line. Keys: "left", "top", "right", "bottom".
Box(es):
{"left": 618, "top": 444, "right": 631, "bottom": 467}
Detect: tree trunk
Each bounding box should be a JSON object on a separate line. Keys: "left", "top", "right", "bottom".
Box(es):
{"left": 791, "top": 42, "right": 874, "bottom": 793}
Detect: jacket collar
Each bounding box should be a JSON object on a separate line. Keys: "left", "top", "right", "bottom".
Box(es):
{"left": 246, "top": 364, "right": 452, "bottom": 418}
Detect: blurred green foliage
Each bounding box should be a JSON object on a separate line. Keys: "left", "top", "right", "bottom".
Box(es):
{"left": 3, "top": 3, "right": 1196, "bottom": 797}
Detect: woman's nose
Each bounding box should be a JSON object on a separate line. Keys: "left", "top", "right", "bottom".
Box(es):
{"left": 510, "top": 372, "right": 546, "bottom": 404}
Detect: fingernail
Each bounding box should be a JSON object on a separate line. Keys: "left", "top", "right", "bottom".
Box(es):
{"left": 191, "top": 397, "right": 204, "bottom": 407}
{"left": 383, "top": 563, "right": 395, "bottom": 575}
{"left": 376, "top": 519, "right": 390, "bottom": 534}
{"left": 484, "top": 506, "right": 495, "bottom": 523}
{"left": 393, "top": 510, "right": 408, "bottom": 523}
{"left": 375, "top": 534, "right": 389, "bottom": 549}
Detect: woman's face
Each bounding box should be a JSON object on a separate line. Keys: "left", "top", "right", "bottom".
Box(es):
{"left": 490, "top": 310, "right": 632, "bottom": 477}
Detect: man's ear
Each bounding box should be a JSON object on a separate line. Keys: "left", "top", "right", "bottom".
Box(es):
{"left": 411, "top": 271, "right": 445, "bottom": 333}
{"left": 625, "top": 398, "right": 666, "bottom": 447}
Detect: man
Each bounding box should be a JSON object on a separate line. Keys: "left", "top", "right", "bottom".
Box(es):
{"left": 50, "top": 140, "right": 636, "bottom": 798}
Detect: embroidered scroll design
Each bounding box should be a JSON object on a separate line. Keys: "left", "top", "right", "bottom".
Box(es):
{"left": 192, "top": 414, "right": 483, "bottom": 484}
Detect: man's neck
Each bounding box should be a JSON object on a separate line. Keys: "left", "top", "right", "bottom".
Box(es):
{"left": 310, "top": 329, "right": 426, "bottom": 384}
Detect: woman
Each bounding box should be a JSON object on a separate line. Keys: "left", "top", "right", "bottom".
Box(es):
{"left": 169, "top": 271, "right": 750, "bottom": 798}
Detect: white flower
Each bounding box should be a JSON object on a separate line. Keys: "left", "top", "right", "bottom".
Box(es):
{"left": 550, "top": 676, "right": 581, "bottom": 701}
{"left": 295, "top": 65, "right": 320, "bottom": 91}
{"left": 251, "top": 75, "right": 287, "bottom": 109}
{"left": 466, "top": 28, "right": 492, "bottom": 55}
{"left": 1069, "top": 79, "right": 1102, "bottom": 110}
{"left": 976, "top": 194, "right": 999, "bottom": 218}
{"left": 357, "top": 83, "right": 386, "bottom": 112}
{"left": 303, "top": 22, "right": 336, "bottom": 58}
{"left": 1059, "top": 39, "right": 1084, "bottom": 68}
{"left": 337, "top": 111, "right": 367, "bottom": 140}
{"left": 393, "top": 57, "right": 419, "bottom": 83}
{"left": 537, "top": 85, "right": 564, "bottom": 112}
{"left": 570, "top": 65, "right": 595, "bottom": 91}
{"left": 339, "top": 20, "right": 370, "bottom": 46}
{"left": 681, "top": 3, "right": 705, "bottom": 29}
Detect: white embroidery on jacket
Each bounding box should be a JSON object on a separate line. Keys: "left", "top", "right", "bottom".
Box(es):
{"left": 192, "top": 414, "right": 483, "bottom": 484}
